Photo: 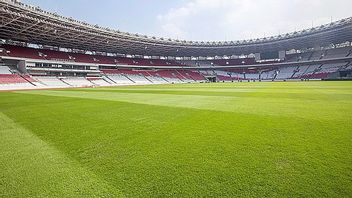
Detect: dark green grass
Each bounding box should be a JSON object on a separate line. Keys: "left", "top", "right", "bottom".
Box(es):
{"left": 0, "top": 81, "right": 351, "bottom": 197}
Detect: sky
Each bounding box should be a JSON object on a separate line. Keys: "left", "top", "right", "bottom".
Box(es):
{"left": 22, "top": 0, "right": 352, "bottom": 41}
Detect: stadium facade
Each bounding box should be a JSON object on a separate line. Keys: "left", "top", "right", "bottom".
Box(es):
{"left": 0, "top": 0, "right": 352, "bottom": 90}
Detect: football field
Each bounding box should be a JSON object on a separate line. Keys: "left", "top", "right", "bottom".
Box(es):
{"left": 0, "top": 81, "right": 351, "bottom": 197}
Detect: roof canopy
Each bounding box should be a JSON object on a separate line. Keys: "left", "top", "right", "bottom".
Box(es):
{"left": 1, "top": 0, "right": 351, "bottom": 57}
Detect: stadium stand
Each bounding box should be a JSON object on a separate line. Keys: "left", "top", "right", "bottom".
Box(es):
{"left": 0, "top": 66, "right": 12, "bottom": 74}
{"left": 60, "top": 77, "right": 93, "bottom": 87}
{"left": 34, "top": 76, "right": 70, "bottom": 87}
{"left": 0, "top": 0, "right": 351, "bottom": 90}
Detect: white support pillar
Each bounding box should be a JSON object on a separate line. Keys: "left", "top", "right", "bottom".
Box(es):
{"left": 279, "top": 51, "right": 286, "bottom": 60}
{"left": 255, "top": 53, "right": 261, "bottom": 61}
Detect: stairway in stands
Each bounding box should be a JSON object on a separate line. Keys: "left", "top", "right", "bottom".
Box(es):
{"left": 307, "top": 51, "right": 314, "bottom": 61}
{"left": 19, "top": 74, "right": 37, "bottom": 86}
{"left": 59, "top": 78, "right": 72, "bottom": 86}
{"left": 123, "top": 74, "right": 136, "bottom": 83}
{"left": 346, "top": 49, "right": 352, "bottom": 57}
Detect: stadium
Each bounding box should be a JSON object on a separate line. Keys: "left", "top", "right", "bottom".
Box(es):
{"left": 0, "top": 0, "right": 351, "bottom": 197}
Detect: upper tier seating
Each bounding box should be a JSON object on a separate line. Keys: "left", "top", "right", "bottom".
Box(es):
{"left": 324, "top": 47, "right": 351, "bottom": 59}
{"left": 212, "top": 58, "right": 256, "bottom": 66}
{"left": 286, "top": 47, "right": 352, "bottom": 62}
{"left": 1, "top": 45, "right": 186, "bottom": 67}
{"left": 2, "top": 45, "right": 43, "bottom": 60}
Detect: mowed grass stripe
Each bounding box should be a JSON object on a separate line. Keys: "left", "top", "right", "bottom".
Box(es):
{"left": 76, "top": 81, "right": 352, "bottom": 93}
{"left": 19, "top": 88, "right": 352, "bottom": 121}
{"left": 0, "top": 112, "right": 123, "bottom": 197}
{"left": 69, "top": 87, "right": 352, "bottom": 103}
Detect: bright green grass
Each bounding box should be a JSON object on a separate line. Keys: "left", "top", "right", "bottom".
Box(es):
{"left": 0, "top": 81, "right": 351, "bottom": 197}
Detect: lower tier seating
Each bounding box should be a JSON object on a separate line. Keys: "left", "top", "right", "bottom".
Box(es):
{"left": 34, "top": 76, "right": 70, "bottom": 87}
{"left": 0, "top": 74, "right": 27, "bottom": 84}
{"left": 61, "top": 77, "right": 94, "bottom": 87}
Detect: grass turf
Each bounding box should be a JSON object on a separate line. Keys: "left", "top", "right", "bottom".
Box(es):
{"left": 0, "top": 81, "right": 351, "bottom": 197}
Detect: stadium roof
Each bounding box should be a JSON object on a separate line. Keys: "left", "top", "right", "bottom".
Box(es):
{"left": 1, "top": 0, "right": 352, "bottom": 57}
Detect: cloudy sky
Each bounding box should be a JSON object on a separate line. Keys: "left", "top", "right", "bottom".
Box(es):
{"left": 22, "top": 0, "right": 352, "bottom": 41}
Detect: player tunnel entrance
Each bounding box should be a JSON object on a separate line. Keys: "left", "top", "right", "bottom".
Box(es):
{"left": 206, "top": 76, "right": 217, "bottom": 82}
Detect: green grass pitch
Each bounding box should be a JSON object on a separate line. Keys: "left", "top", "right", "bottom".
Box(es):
{"left": 0, "top": 81, "right": 351, "bottom": 197}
